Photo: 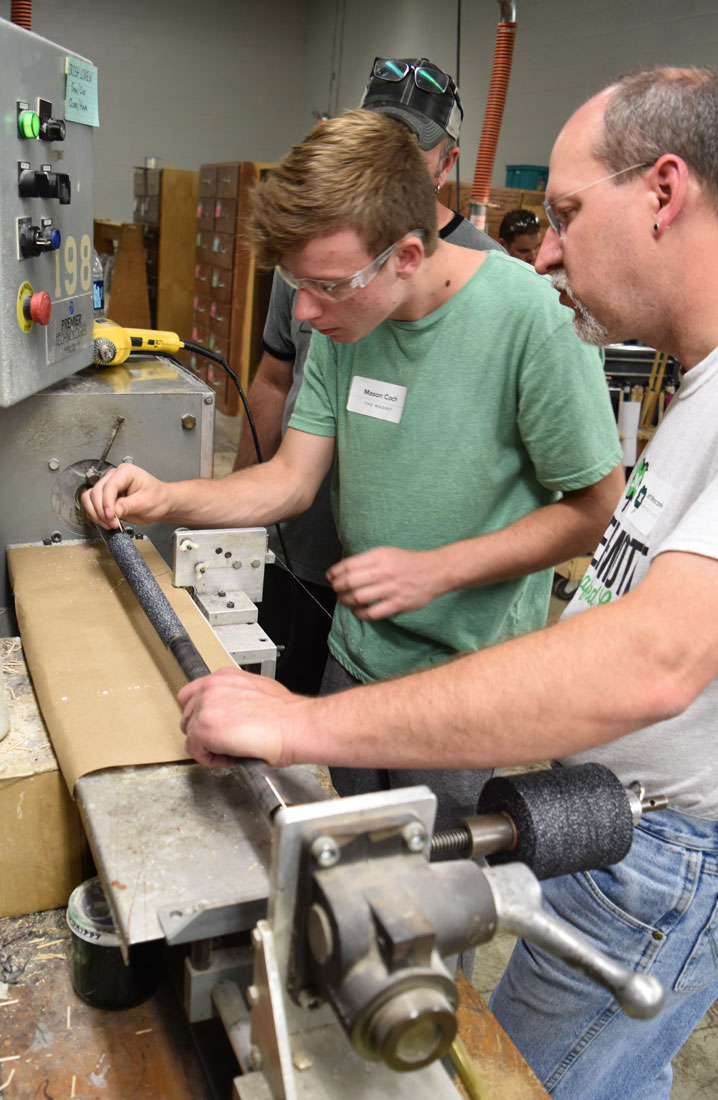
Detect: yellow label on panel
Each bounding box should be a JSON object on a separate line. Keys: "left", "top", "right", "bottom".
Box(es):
{"left": 17, "top": 281, "right": 34, "bottom": 333}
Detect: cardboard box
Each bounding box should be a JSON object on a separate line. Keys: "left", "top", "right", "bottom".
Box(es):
{"left": 0, "top": 639, "right": 85, "bottom": 918}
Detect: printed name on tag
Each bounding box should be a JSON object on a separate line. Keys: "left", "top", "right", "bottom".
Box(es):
{"left": 346, "top": 375, "right": 407, "bottom": 424}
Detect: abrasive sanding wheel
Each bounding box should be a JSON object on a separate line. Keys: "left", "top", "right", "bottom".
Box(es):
{"left": 477, "top": 763, "right": 635, "bottom": 879}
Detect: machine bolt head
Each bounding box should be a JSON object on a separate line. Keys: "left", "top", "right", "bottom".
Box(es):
{"left": 48, "top": 458, "right": 60, "bottom": 471}
{"left": 310, "top": 835, "right": 339, "bottom": 868}
{"left": 307, "top": 903, "right": 334, "bottom": 965}
{"left": 250, "top": 558, "right": 261, "bottom": 569}
{"left": 204, "top": 395, "right": 214, "bottom": 405}
{"left": 297, "top": 988, "right": 323, "bottom": 1011}
{"left": 232, "top": 560, "right": 242, "bottom": 569}
{"left": 181, "top": 414, "right": 197, "bottom": 430}
{"left": 293, "top": 1050, "right": 313, "bottom": 1071}
{"left": 121, "top": 456, "right": 134, "bottom": 464}
{"left": 402, "top": 821, "right": 428, "bottom": 853}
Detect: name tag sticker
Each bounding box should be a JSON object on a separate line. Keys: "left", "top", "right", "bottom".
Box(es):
{"left": 347, "top": 375, "right": 407, "bottom": 424}
{"left": 623, "top": 470, "right": 674, "bottom": 537}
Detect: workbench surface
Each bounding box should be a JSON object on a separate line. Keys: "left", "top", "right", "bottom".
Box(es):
{"left": 0, "top": 908, "right": 549, "bottom": 1100}
{"left": 0, "top": 908, "right": 212, "bottom": 1099}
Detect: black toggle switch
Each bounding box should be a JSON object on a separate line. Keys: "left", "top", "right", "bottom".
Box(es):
{"left": 18, "top": 167, "right": 71, "bottom": 204}
{"left": 19, "top": 221, "right": 62, "bottom": 258}
{"left": 39, "top": 117, "right": 66, "bottom": 142}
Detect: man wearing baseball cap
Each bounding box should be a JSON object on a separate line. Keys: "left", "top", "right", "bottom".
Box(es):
{"left": 360, "top": 56, "right": 498, "bottom": 248}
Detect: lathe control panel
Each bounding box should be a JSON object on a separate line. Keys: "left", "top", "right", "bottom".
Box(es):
{"left": 0, "top": 18, "right": 95, "bottom": 407}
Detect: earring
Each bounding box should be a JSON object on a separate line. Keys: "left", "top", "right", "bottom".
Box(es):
{"left": 435, "top": 184, "right": 441, "bottom": 194}
{"left": 653, "top": 223, "right": 659, "bottom": 232}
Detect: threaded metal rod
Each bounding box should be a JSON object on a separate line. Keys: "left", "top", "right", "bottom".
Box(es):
{"left": 431, "top": 814, "right": 517, "bottom": 861}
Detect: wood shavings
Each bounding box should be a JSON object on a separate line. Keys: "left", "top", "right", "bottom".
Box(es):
{"left": 70, "top": 1073, "right": 76, "bottom": 1097}
{"left": 0, "top": 1054, "right": 20, "bottom": 1062}
{"left": 2, "top": 638, "right": 21, "bottom": 660}
{"left": 66, "top": 1004, "right": 71, "bottom": 1029}
{"left": 0, "top": 1066, "right": 15, "bottom": 1089}
{"left": 35, "top": 953, "right": 66, "bottom": 961}
{"left": 0, "top": 999, "right": 19, "bottom": 1007}
{"left": 135, "top": 1028, "right": 153, "bottom": 1035}
{"left": 2, "top": 639, "right": 22, "bottom": 678}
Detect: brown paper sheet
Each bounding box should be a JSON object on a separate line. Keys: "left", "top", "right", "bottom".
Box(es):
{"left": 7, "top": 540, "right": 236, "bottom": 793}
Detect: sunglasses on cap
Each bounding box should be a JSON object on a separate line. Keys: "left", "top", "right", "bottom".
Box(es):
{"left": 372, "top": 58, "right": 455, "bottom": 96}
{"left": 364, "top": 57, "right": 464, "bottom": 146}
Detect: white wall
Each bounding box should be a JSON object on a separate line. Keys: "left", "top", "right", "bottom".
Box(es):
{"left": 15, "top": 0, "right": 718, "bottom": 221}
{"left": 25, "top": 0, "right": 314, "bottom": 220}
{"left": 307, "top": 0, "right": 718, "bottom": 196}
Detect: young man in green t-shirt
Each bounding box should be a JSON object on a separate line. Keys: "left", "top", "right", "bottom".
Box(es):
{"left": 83, "top": 109, "right": 622, "bottom": 829}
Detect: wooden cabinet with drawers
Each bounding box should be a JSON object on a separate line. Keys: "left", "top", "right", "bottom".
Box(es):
{"left": 189, "top": 161, "right": 274, "bottom": 416}
{"left": 133, "top": 166, "right": 199, "bottom": 351}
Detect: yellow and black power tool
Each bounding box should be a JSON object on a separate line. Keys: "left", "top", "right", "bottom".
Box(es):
{"left": 93, "top": 317, "right": 184, "bottom": 366}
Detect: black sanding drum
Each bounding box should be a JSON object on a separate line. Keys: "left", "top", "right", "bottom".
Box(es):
{"left": 477, "top": 763, "right": 635, "bottom": 880}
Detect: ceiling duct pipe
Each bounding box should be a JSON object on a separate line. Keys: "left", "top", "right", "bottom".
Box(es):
{"left": 469, "top": 0, "right": 517, "bottom": 230}
{"left": 10, "top": 1, "right": 32, "bottom": 30}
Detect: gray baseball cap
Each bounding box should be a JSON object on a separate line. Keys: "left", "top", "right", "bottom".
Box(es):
{"left": 360, "top": 57, "right": 464, "bottom": 150}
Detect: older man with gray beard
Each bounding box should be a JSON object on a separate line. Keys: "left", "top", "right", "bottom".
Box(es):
{"left": 169, "top": 66, "right": 718, "bottom": 1100}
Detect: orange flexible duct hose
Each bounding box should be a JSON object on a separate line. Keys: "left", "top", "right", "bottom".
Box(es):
{"left": 10, "top": 1, "right": 32, "bottom": 30}
{"left": 469, "top": 21, "right": 517, "bottom": 228}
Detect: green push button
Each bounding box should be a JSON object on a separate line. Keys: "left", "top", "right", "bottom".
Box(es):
{"left": 18, "top": 110, "right": 40, "bottom": 139}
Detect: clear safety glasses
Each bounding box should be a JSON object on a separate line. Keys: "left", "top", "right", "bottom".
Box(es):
{"left": 276, "top": 231, "right": 424, "bottom": 302}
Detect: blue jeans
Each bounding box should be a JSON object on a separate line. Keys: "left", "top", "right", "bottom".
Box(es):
{"left": 490, "top": 808, "right": 718, "bottom": 1100}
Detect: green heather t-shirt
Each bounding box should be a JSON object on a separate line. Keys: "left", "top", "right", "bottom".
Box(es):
{"left": 289, "top": 251, "right": 622, "bottom": 683}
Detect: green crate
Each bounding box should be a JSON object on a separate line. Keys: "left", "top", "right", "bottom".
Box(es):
{"left": 505, "top": 164, "right": 549, "bottom": 190}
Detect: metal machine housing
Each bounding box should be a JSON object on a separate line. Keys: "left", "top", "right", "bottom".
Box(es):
{"left": 0, "top": 357, "right": 214, "bottom": 633}
{"left": 0, "top": 19, "right": 95, "bottom": 406}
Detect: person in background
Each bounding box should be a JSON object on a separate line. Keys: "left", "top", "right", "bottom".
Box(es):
{"left": 170, "top": 66, "right": 718, "bottom": 1100}
{"left": 498, "top": 208, "right": 541, "bottom": 264}
{"left": 234, "top": 56, "right": 505, "bottom": 697}
{"left": 84, "top": 109, "right": 623, "bottom": 836}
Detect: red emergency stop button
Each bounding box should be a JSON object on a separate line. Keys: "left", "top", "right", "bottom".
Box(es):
{"left": 22, "top": 291, "right": 52, "bottom": 326}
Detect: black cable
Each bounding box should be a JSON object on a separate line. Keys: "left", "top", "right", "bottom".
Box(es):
{"left": 162, "top": 341, "right": 295, "bottom": 577}
{"left": 455, "top": 0, "right": 462, "bottom": 202}
{"left": 148, "top": 343, "right": 311, "bottom": 679}
{"left": 180, "top": 341, "right": 264, "bottom": 464}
